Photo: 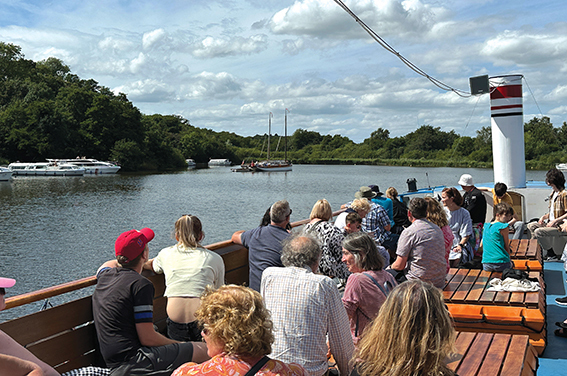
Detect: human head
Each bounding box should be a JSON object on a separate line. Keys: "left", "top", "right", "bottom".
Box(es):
{"left": 546, "top": 168, "right": 565, "bottom": 191}
{"left": 196, "top": 285, "right": 273, "bottom": 358}
{"left": 385, "top": 187, "right": 398, "bottom": 200}
{"left": 270, "top": 200, "right": 291, "bottom": 224}
{"left": 351, "top": 198, "right": 371, "bottom": 218}
{"left": 282, "top": 233, "right": 321, "bottom": 270}
{"left": 344, "top": 212, "right": 362, "bottom": 234}
{"left": 408, "top": 197, "right": 428, "bottom": 219}
{"left": 368, "top": 185, "right": 383, "bottom": 196}
{"left": 0, "top": 277, "right": 16, "bottom": 311}
{"left": 441, "top": 187, "right": 463, "bottom": 207}
{"left": 175, "top": 215, "right": 203, "bottom": 248}
{"left": 342, "top": 232, "right": 384, "bottom": 272}
{"left": 354, "top": 186, "right": 377, "bottom": 200}
{"left": 115, "top": 228, "right": 155, "bottom": 267}
{"left": 309, "top": 199, "right": 332, "bottom": 221}
{"left": 458, "top": 173, "right": 474, "bottom": 187}
{"left": 424, "top": 196, "right": 448, "bottom": 228}
{"left": 494, "top": 202, "right": 514, "bottom": 221}
{"left": 355, "top": 280, "right": 455, "bottom": 376}
{"left": 260, "top": 207, "right": 271, "bottom": 226}
{"left": 494, "top": 182, "right": 508, "bottom": 198}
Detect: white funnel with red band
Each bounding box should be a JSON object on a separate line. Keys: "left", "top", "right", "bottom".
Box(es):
{"left": 489, "top": 75, "right": 525, "bottom": 189}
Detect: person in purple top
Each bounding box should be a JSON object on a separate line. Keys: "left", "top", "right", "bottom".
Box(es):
{"left": 388, "top": 197, "right": 447, "bottom": 288}
{"left": 232, "top": 200, "right": 292, "bottom": 291}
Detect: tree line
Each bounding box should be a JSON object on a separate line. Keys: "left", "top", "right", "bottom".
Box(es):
{"left": 1, "top": 42, "right": 566, "bottom": 171}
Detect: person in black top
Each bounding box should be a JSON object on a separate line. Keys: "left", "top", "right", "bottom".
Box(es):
{"left": 385, "top": 187, "right": 411, "bottom": 235}
{"left": 92, "top": 227, "right": 208, "bottom": 376}
{"left": 459, "top": 174, "right": 487, "bottom": 255}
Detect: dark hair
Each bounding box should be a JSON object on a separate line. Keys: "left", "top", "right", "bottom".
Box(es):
{"left": 0, "top": 288, "right": 5, "bottom": 296}
{"left": 442, "top": 187, "right": 463, "bottom": 206}
{"left": 342, "top": 232, "right": 384, "bottom": 271}
{"left": 494, "top": 202, "right": 514, "bottom": 217}
{"left": 260, "top": 207, "right": 271, "bottom": 226}
{"left": 494, "top": 182, "right": 508, "bottom": 197}
{"left": 546, "top": 168, "right": 565, "bottom": 191}
{"left": 117, "top": 251, "right": 144, "bottom": 268}
{"left": 408, "top": 197, "right": 428, "bottom": 219}
{"left": 345, "top": 212, "right": 362, "bottom": 225}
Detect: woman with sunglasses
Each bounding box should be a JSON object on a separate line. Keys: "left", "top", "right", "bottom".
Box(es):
{"left": 144, "top": 215, "right": 225, "bottom": 341}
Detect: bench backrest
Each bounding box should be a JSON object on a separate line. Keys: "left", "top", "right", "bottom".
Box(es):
{"left": 0, "top": 244, "right": 249, "bottom": 372}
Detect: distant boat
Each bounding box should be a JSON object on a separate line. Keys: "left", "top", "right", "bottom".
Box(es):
{"left": 208, "top": 158, "right": 232, "bottom": 166}
{"left": 0, "top": 166, "right": 13, "bottom": 181}
{"left": 8, "top": 162, "right": 85, "bottom": 176}
{"left": 186, "top": 159, "right": 196, "bottom": 168}
{"left": 556, "top": 163, "right": 567, "bottom": 174}
{"left": 256, "top": 110, "right": 292, "bottom": 172}
{"left": 47, "top": 158, "right": 120, "bottom": 174}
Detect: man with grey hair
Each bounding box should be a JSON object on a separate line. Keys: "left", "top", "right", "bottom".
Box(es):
{"left": 261, "top": 234, "right": 354, "bottom": 376}
{"left": 389, "top": 197, "right": 446, "bottom": 288}
{"left": 232, "top": 200, "right": 292, "bottom": 291}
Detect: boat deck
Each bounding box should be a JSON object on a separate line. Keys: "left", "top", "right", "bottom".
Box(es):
{"left": 539, "top": 259, "right": 567, "bottom": 374}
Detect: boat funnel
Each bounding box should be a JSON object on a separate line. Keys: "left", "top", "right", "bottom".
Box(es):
{"left": 489, "top": 75, "right": 526, "bottom": 189}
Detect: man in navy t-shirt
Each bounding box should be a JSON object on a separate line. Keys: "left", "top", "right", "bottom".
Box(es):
{"left": 93, "top": 228, "right": 208, "bottom": 375}
{"left": 232, "top": 200, "right": 292, "bottom": 291}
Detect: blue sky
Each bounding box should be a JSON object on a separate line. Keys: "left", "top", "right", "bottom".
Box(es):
{"left": 1, "top": 0, "right": 566, "bottom": 142}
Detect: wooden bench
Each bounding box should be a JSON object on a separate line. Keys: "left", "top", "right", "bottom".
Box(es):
{"left": 444, "top": 268, "right": 547, "bottom": 354}
{"left": 449, "top": 331, "right": 538, "bottom": 376}
{"left": 0, "top": 242, "right": 250, "bottom": 373}
{"left": 510, "top": 239, "right": 542, "bottom": 265}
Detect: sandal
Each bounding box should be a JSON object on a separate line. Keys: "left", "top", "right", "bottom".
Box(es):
{"left": 554, "top": 328, "right": 567, "bottom": 338}
{"left": 555, "top": 321, "right": 567, "bottom": 329}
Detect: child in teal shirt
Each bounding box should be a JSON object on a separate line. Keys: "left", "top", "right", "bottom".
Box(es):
{"left": 481, "top": 202, "right": 514, "bottom": 272}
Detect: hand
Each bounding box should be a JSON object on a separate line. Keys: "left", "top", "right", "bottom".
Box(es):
{"left": 547, "top": 219, "right": 558, "bottom": 228}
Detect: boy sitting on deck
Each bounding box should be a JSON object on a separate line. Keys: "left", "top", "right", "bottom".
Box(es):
{"left": 479, "top": 182, "right": 526, "bottom": 240}
{"left": 92, "top": 228, "right": 208, "bottom": 376}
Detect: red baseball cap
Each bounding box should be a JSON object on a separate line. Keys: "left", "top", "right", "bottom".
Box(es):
{"left": 115, "top": 228, "right": 155, "bottom": 263}
{"left": 0, "top": 277, "right": 16, "bottom": 288}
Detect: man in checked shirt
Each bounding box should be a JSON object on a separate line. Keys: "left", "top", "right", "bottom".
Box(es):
{"left": 261, "top": 233, "right": 354, "bottom": 376}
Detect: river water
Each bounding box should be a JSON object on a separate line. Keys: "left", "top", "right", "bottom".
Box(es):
{"left": 0, "top": 164, "right": 545, "bottom": 321}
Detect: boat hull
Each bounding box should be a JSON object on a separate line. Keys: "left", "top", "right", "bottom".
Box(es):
{"left": 0, "top": 168, "right": 12, "bottom": 181}
{"left": 256, "top": 165, "right": 293, "bottom": 172}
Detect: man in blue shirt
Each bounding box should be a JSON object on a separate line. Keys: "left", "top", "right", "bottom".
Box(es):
{"left": 232, "top": 200, "right": 292, "bottom": 291}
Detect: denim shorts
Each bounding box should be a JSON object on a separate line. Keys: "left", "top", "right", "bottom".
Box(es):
{"left": 482, "top": 261, "right": 512, "bottom": 272}
{"left": 167, "top": 318, "right": 202, "bottom": 342}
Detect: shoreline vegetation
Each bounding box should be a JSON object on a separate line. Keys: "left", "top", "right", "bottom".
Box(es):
{"left": 1, "top": 42, "right": 565, "bottom": 172}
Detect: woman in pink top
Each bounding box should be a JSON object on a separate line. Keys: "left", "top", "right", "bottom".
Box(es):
{"left": 424, "top": 197, "right": 454, "bottom": 273}
{"left": 341, "top": 232, "right": 397, "bottom": 345}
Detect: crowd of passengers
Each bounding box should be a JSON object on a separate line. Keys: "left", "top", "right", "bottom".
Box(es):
{"left": 3, "top": 169, "right": 567, "bottom": 376}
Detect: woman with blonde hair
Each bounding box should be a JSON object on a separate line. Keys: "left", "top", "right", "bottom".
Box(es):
{"left": 351, "top": 280, "right": 456, "bottom": 376}
{"left": 424, "top": 196, "right": 454, "bottom": 272}
{"left": 172, "top": 285, "right": 308, "bottom": 376}
{"left": 144, "top": 215, "right": 225, "bottom": 341}
{"left": 304, "top": 199, "right": 350, "bottom": 281}
{"left": 385, "top": 187, "right": 411, "bottom": 234}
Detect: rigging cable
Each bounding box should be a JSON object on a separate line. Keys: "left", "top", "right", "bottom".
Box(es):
{"left": 523, "top": 76, "right": 544, "bottom": 117}
{"left": 332, "top": 0, "right": 472, "bottom": 97}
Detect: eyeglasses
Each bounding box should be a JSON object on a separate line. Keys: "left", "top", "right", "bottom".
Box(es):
{"left": 288, "top": 209, "right": 293, "bottom": 216}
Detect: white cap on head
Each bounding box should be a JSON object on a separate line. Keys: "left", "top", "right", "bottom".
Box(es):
{"left": 458, "top": 174, "right": 474, "bottom": 186}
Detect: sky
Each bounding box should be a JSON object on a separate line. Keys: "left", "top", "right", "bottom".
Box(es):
{"left": 1, "top": 0, "right": 566, "bottom": 143}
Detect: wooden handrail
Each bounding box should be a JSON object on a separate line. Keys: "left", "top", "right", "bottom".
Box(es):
{"left": 3, "top": 209, "right": 346, "bottom": 311}
{"left": 5, "top": 275, "right": 97, "bottom": 310}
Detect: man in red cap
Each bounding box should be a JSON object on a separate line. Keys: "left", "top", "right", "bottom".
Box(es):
{"left": 93, "top": 228, "right": 207, "bottom": 375}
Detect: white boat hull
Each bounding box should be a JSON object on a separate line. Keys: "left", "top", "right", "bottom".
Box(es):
{"left": 256, "top": 165, "right": 293, "bottom": 172}
{"left": 0, "top": 168, "right": 12, "bottom": 181}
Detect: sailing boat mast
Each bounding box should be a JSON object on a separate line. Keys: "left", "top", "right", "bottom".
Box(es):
{"left": 285, "top": 109, "right": 289, "bottom": 162}
{"left": 267, "top": 112, "right": 272, "bottom": 161}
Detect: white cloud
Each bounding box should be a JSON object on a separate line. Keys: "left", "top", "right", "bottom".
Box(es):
{"left": 142, "top": 29, "right": 169, "bottom": 50}
{"left": 190, "top": 35, "right": 268, "bottom": 58}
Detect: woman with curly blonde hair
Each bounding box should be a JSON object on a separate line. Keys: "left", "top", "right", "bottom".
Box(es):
{"left": 351, "top": 280, "right": 456, "bottom": 376}
{"left": 424, "top": 197, "right": 454, "bottom": 273}
{"left": 172, "top": 285, "right": 308, "bottom": 376}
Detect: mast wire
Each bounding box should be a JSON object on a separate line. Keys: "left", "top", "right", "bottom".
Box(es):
{"left": 332, "top": 0, "right": 472, "bottom": 97}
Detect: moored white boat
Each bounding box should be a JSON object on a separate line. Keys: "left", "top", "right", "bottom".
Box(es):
{"left": 556, "top": 163, "right": 567, "bottom": 175}
{"left": 8, "top": 162, "right": 85, "bottom": 176}
{"left": 186, "top": 159, "right": 196, "bottom": 168}
{"left": 48, "top": 158, "right": 120, "bottom": 174}
{"left": 0, "top": 166, "right": 13, "bottom": 181}
{"left": 208, "top": 158, "right": 232, "bottom": 166}
{"left": 255, "top": 160, "right": 293, "bottom": 172}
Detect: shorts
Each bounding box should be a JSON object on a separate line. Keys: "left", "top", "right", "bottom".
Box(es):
{"left": 109, "top": 342, "right": 193, "bottom": 376}
{"left": 482, "top": 261, "right": 512, "bottom": 272}
{"left": 167, "top": 318, "right": 202, "bottom": 342}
